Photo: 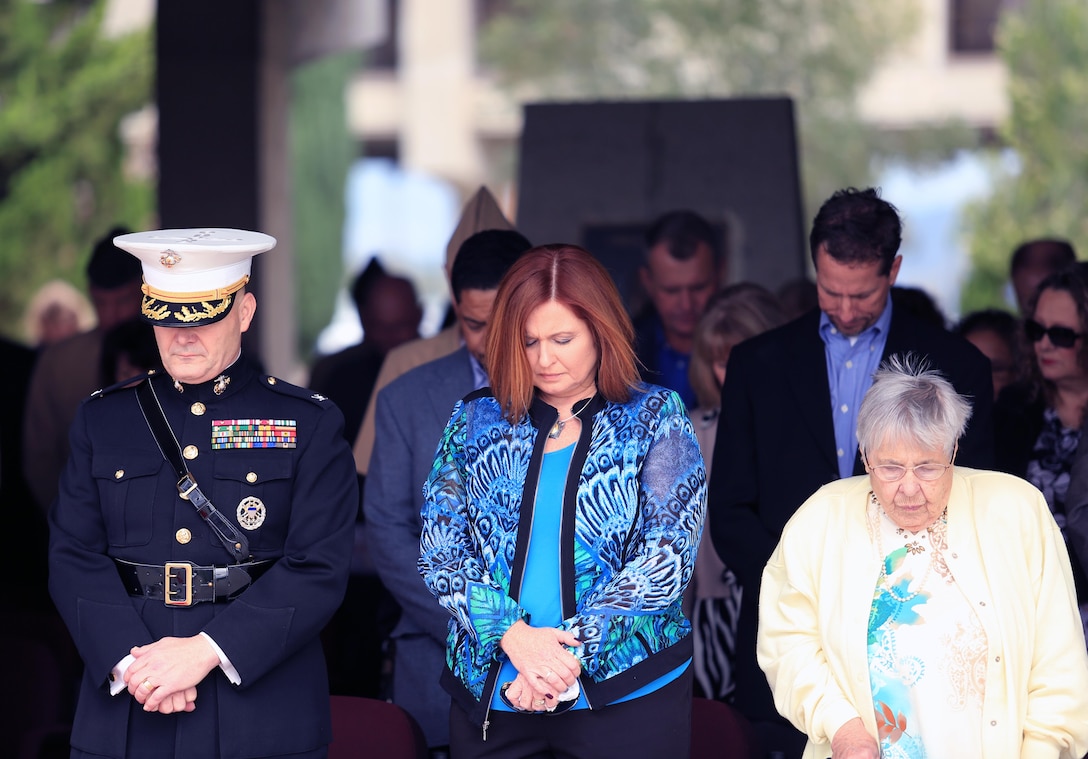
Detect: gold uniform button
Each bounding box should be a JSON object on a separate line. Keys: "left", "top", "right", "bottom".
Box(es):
{"left": 246, "top": 472, "right": 258, "bottom": 483}
{"left": 183, "top": 445, "right": 199, "bottom": 460}
{"left": 114, "top": 469, "right": 124, "bottom": 480}
{"left": 191, "top": 402, "right": 207, "bottom": 416}
{"left": 175, "top": 528, "right": 192, "bottom": 544}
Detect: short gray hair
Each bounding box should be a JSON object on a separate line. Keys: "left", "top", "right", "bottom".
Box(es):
{"left": 857, "top": 353, "right": 972, "bottom": 458}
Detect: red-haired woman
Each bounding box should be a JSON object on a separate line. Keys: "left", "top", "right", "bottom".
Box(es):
{"left": 419, "top": 244, "right": 706, "bottom": 758}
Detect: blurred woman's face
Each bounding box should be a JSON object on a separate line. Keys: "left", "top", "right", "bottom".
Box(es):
{"left": 1031, "top": 288, "right": 1085, "bottom": 386}
{"left": 524, "top": 299, "right": 598, "bottom": 410}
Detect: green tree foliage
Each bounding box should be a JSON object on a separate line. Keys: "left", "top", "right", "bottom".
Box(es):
{"left": 0, "top": 0, "right": 153, "bottom": 340}
{"left": 289, "top": 51, "right": 360, "bottom": 361}
{"left": 479, "top": 0, "right": 971, "bottom": 223}
{"left": 960, "top": 0, "right": 1088, "bottom": 314}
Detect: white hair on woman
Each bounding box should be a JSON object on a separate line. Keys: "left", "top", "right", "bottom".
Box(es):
{"left": 857, "top": 353, "right": 972, "bottom": 458}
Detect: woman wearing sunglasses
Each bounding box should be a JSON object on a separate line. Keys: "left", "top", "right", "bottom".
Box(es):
{"left": 994, "top": 265, "right": 1088, "bottom": 628}
{"left": 418, "top": 245, "right": 706, "bottom": 758}
{"left": 994, "top": 266, "right": 1088, "bottom": 541}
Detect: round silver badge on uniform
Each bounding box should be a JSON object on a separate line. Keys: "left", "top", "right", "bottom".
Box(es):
{"left": 237, "top": 496, "right": 266, "bottom": 530}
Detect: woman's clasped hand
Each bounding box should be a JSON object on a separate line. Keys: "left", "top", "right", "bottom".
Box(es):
{"left": 498, "top": 620, "right": 582, "bottom": 712}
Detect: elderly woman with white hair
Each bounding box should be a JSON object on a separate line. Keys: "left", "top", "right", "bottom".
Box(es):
{"left": 757, "top": 354, "right": 1088, "bottom": 759}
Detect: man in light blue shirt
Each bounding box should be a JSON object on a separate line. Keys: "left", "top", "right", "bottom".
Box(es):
{"left": 820, "top": 292, "right": 894, "bottom": 479}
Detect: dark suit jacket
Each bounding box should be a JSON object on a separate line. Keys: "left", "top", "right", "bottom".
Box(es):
{"left": 992, "top": 381, "right": 1045, "bottom": 478}
{"left": 0, "top": 337, "right": 42, "bottom": 611}
{"left": 363, "top": 347, "right": 475, "bottom": 747}
{"left": 708, "top": 306, "right": 994, "bottom": 725}
{"left": 308, "top": 342, "right": 385, "bottom": 447}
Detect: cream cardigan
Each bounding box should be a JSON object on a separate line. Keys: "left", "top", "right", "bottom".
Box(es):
{"left": 758, "top": 469, "right": 1088, "bottom": 759}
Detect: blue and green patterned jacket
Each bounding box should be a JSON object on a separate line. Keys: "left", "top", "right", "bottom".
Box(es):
{"left": 418, "top": 385, "right": 706, "bottom": 725}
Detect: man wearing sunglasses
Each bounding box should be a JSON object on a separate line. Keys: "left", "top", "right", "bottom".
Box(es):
{"left": 708, "top": 186, "right": 995, "bottom": 756}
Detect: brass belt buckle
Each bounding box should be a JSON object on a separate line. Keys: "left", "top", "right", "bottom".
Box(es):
{"left": 165, "top": 562, "right": 193, "bottom": 606}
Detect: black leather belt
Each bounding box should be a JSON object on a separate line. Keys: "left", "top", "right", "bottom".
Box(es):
{"left": 115, "top": 558, "right": 273, "bottom": 606}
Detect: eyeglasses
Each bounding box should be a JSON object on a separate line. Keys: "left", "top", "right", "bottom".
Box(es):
{"left": 864, "top": 447, "right": 956, "bottom": 482}
{"left": 1025, "top": 319, "right": 1083, "bottom": 349}
{"left": 499, "top": 681, "right": 578, "bottom": 715}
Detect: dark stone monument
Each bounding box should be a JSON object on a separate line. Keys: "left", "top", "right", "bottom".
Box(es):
{"left": 516, "top": 98, "right": 806, "bottom": 309}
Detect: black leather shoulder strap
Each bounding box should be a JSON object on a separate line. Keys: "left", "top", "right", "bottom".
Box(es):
{"left": 135, "top": 379, "right": 250, "bottom": 562}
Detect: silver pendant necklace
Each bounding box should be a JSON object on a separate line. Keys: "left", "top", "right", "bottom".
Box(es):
{"left": 548, "top": 398, "right": 593, "bottom": 439}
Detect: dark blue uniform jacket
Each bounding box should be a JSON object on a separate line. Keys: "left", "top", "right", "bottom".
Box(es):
{"left": 48, "top": 356, "right": 358, "bottom": 759}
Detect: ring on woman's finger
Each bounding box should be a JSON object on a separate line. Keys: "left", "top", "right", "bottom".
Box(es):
{"left": 142, "top": 678, "right": 154, "bottom": 691}
{"left": 544, "top": 670, "right": 553, "bottom": 679}
{"left": 533, "top": 698, "right": 546, "bottom": 706}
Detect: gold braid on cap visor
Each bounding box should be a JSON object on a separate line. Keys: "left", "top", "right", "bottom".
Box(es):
{"left": 141, "top": 275, "right": 249, "bottom": 323}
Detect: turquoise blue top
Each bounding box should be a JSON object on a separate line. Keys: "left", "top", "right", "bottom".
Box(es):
{"left": 421, "top": 385, "right": 703, "bottom": 721}
{"left": 819, "top": 294, "right": 893, "bottom": 478}
{"left": 492, "top": 442, "right": 688, "bottom": 711}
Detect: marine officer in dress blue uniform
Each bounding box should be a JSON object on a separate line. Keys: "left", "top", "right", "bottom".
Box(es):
{"left": 48, "top": 229, "right": 358, "bottom": 759}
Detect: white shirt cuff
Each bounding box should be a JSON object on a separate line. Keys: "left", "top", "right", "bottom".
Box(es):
{"left": 200, "top": 631, "right": 241, "bottom": 685}
{"left": 109, "top": 654, "right": 136, "bottom": 695}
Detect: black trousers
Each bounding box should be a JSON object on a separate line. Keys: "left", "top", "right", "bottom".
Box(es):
{"left": 449, "top": 667, "right": 692, "bottom": 759}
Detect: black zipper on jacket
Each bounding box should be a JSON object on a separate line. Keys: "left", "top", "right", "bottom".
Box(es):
{"left": 482, "top": 393, "right": 605, "bottom": 735}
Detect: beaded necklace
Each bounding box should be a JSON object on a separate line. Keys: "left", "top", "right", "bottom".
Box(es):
{"left": 870, "top": 491, "right": 948, "bottom": 603}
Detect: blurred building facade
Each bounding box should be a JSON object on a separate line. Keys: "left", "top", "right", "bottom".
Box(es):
{"left": 348, "top": 0, "right": 1012, "bottom": 213}
{"left": 113, "top": 0, "right": 1014, "bottom": 374}
{"left": 858, "top": 0, "right": 1011, "bottom": 129}
{"left": 347, "top": 0, "right": 520, "bottom": 210}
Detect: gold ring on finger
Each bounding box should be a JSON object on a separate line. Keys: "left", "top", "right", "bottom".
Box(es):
{"left": 142, "top": 678, "right": 154, "bottom": 691}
